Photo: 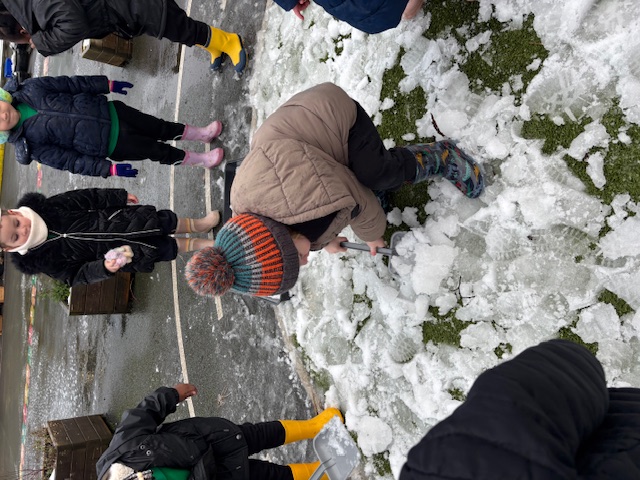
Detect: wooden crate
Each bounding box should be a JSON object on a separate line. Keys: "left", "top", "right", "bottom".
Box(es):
{"left": 47, "top": 415, "right": 113, "bottom": 480}
{"left": 69, "top": 272, "right": 133, "bottom": 316}
{"left": 81, "top": 34, "right": 133, "bottom": 67}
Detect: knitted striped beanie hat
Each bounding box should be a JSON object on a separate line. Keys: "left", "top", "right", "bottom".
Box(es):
{"left": 0, "top": 87, "right": 13, "bottom": 144}
{"left": 185, "top": 213, "right": 300, "bottom": 297}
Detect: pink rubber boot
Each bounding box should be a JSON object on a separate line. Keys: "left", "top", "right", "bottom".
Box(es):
{"left": 181, "top": 148, "right": 224, "bottom": 168}
{"left": 182, "top": 121, "right": 223, "bottom": 143}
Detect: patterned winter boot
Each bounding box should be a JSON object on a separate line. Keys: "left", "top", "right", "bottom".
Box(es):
{"left": 404, "top": 140, "right": 484, "bottom": 198}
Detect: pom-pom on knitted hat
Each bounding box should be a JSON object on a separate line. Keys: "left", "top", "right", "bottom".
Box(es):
{"left": 0, "top": 87, "right": 13, "bottom": 144}
{"left": 185, "top": 213, "right": 300, "bottom": 297}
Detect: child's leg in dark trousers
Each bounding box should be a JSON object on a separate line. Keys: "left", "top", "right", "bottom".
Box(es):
{"left": 238, "top": 421, "right": 292, "bottom": 480}
{"left": 347, "top": 100, "right": 484, "bottom": 198}
{"left": 113, "top": 101, "right": 184, "bottom": 141}
{"left": 162, "top": 0, "right": 210, "bottom": 46}
{"left": 110, "top": 101, "right": 185, "bottom": 165}
{"left": 347, "top": 101, "right": 417, "bottom": 192}
{"left": 162, "top": 0, "right": 247, "bottom": 74}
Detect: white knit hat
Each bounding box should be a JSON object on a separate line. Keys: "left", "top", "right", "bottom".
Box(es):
{"left": 5, "top": 207, "right": 48, "bottom": 254}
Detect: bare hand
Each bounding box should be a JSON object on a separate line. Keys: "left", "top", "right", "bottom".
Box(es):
{"left": 104, "top": 258, "right": 122, "bottom": 273}
{"left": 126, "top": 193, "right": 139, "bottom": 204}
{"left": 293, "top": 0, "right": 311, "bottom": 20}
{"left": 366, "top": 238, "right": 387, "bottom": 256}
{"left": 324, "top": 236, "right": 348, "bottom": 254}
{"left": 174, "top": 383, "right": 198, "bottom": 402}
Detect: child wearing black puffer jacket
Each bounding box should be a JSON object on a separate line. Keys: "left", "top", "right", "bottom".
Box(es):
{"left": 0, "top": 75, "right": 225, "bottom": 178}
{"left": 1, "top": 188, "right": 221, "bottom": 286}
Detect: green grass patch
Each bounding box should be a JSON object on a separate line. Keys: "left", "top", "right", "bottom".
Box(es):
{"left": 319, "top": 33, "right": 352, "bottom": 62}
{"left": 494, "top": 342, "right": 513, "bottom": 359}
{"left": 521, "top": 114, "right": 591, "bottom": 155}
{"left": 522, "top": 101, "right": 640, "bottom": 206}
{"left": 39, "top": 278, "right": 71, "bottom": 303}
{"left": 422, "top": 306, "right": 471, "bottom": 347}
{"left": 566, "top": 103, "right": 640, "bottom": 204}
{"left": 378, "top": 57, "right": 429, "bottom": 142}
{"left": 448, "top": 387, "right": 467, "bottom": 402}
{"left": 372, "top": 451, "right": 393, "bottom": 477}
{"left": 598, "top": 289, "right": 634, "bottom": 317}
{"left": 425, "top": 0, "right": 481, "bottom": 37}
{"left": 461, "top": 16, "right": 548, "bottom": 99}
{"left": 556, "top": 319, "right": 598, "bottom": 356}
{"left": 353, "top": 293, "right": 373, "bottom": 335}
{"left": 425, "top": 1, "right": 548, "bottom": 101}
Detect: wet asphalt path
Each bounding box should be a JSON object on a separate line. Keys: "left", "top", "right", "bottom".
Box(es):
{"left": 0, "top": 0, "right": 317, "bottom": 473}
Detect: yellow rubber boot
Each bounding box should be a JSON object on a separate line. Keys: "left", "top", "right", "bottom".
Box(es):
{"left": 196, "top": 42, "right": 224, "bottom": 71}
{"left": 280, "top": 408, "right": 344, "bottom": 444}
{"left": 198, "top": 26, "right": 247, "bottom": 74}
{"left": 288, "top": 462, "right": 327, "bottom": 480}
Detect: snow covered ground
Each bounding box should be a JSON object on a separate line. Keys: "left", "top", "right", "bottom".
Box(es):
{"left": 249, "top": 0, "right": 640, "bottom": 478}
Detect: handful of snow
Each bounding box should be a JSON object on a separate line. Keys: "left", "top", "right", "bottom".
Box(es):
{"left": 104, "top": 245, "right": 134, "bottom": 267}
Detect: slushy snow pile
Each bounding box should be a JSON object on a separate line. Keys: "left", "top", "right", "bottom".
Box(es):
{"left": 249, "top": 0, "right": 640, "bottom": 477}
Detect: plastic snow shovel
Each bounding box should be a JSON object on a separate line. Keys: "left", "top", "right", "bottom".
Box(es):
{"left": 310, "top": 417, "right": 361, "bottom": 480}
{"left": 340, "top": 231, "right": 408, "bottom": 277}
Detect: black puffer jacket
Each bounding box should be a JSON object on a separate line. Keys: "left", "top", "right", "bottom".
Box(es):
{"left": 400, "top": 339, "right": 640, "bottom": 479}
{"left": 96, "top": 387, "right": 249, "bottom": 480}
{"left": 6, "top": 75, "right": 114, "bottom": 177}
{"left": 10, "top": 189, "right": 178, "bottom": 286}
{"left": 2, "top": 0, "right": 167, "bottom": 57}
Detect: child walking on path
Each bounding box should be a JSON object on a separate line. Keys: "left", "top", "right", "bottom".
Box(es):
{"left": 0, "top": 75, "right": 225, "bottom": 178}
{"left": 1, "top": 188, "right": 220, "bottom": 286}
{"left": 96, "top": 383, "right": 343, "bottom": 480}
{"left": 0, "top": 0, "right": 247, "bottom": 74}
{"left": 185, "top": 82, "right": 484, "bottom": 298}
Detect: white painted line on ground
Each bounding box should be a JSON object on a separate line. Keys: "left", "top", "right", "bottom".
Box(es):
{"left": 170, "top": 0, "right": 195, "bottom": 417}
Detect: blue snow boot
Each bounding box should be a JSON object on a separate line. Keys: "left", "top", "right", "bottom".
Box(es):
{"left": 404, "top": 140, "right": 484, "bottom": 198}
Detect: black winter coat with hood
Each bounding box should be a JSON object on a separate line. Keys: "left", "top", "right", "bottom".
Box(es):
{"left": 96, "top": 387, "right": 249, "bottom": 480}
{"left": 6, "top": 75, "right": 116, "bottom": 178}
{"left": 10, "top": 188, "right": 178, "bottom": 286}
{"left": 1, "top": 0, "right": 168, "bottom": 57}
{"left": 400, "top": 339, "right": 640, "bottom": 480}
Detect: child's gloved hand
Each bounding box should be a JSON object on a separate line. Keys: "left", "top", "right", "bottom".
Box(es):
{"left": 108, "top": 80, "right": 133, "bottom": 95}
{"left": 110, "top": 163, "right": 138, "bottom": 177}
{"left": 104, "top": 245, "right": 134, "bottom": 270}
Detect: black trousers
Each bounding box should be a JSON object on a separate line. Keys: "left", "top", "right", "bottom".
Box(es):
{"left": 121, "top": 210, "right": 179, "bottom": 265}
{"left": 109, "top": 101, "right": 186, "bottom": 165}
{"left": 238, "top": 421, "right": 293, "bottom": 480}
{"left": 162, "top": 0, "right": 210, "bottom": 46}
{"left": 347, "top": 101, "right": 417, "bottom": 191}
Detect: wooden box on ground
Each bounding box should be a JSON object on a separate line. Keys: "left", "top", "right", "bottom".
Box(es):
{"left": 47, "top": 415, "right": 113, "bottom": 480}
{"left": 69, "top": 272, "right": 133, "bottom": 316}
{"left": 81, "top": 34, "right": 133, "bottom": 67}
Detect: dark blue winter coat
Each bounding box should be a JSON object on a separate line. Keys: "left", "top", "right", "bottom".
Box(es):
{"left": 10, "top": 189, "right": 178, "bottom": 286}
{"left": 400, "top": 339, "right": 640, "bottom": 480}
{"left": 274, "top": 0, "right": 409, "bottom": 34}
{"left": 6, "top": 75, "right": 114, "bottom": 177}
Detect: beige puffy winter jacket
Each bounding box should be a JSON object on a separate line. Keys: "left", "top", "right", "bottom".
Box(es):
{"left": 231, "top": 83, "right": 387, "bottom": 250}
